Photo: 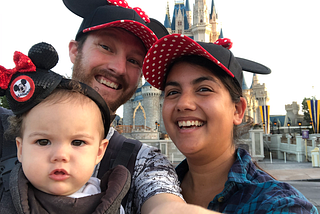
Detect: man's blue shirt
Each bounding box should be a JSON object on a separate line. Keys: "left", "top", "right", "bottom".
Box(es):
{"left": 176, "top": 148, "right": 318, "bottom": 214}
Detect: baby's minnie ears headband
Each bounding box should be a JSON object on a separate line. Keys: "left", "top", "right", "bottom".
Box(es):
{"left": 0, "top": 42, "right": 61, "bottom": 114}
{"left": 0, "top": 42, "right": 110, "bottom": 137}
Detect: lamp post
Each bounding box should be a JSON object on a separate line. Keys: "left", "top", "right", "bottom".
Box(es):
{"left": 155, "top": 121, "right": 158, "bottom": 131}
{"left": 298, "top": 121, "right": 302, "bottom": 135}
{"left": 273, "top": 120, "right": 278, "bottom": 134}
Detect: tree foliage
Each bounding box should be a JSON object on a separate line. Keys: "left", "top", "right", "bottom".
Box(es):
{"left": 302, "top": 97, "right": 311, "bottom": 123}
{"left": 0, "top": 96, "right": 10, "bottom": 109}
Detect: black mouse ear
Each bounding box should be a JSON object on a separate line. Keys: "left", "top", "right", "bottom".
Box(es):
{"left": 147, "top": 18, "right": 169, "bottom": 39}
{"left": 62, "top": 0, "right": 108, "bottom": 17}
{"left": 236, "top": 57, "right": 271, "bottom": 74}
{"left": 28, "top": 42, "right": 59, "bottom": 70}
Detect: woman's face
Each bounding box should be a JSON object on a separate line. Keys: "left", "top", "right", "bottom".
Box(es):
{"left": 162, "top": 62, "right": 244, "bottom": 159}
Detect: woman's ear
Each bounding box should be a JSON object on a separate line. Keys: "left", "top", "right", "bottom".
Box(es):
{"left": 233, "top": 97, "right": 247, "bottom": 125}
{"left": 16, "top": 137, "right": 23, "bottom": 162}
{"left": 95, "top": 139, "right": 109, "bottom": 165}
{"left": 68, "top": 40, "right": 79, "bottom": 64}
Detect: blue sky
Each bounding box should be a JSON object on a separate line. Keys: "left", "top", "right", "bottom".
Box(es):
{"left": 1, "top": 0, "right": 319, "bottom": 116}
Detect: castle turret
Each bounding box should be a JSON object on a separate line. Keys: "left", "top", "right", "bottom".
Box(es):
{"left": 192, "top": 0, "right": 212, "bottom": 42}
{"left": 185, "top": 0, "right": 192, "bottom": 28}
{"left": 164, "top": 1, "right": 172, "bottom": 34}
{"left": 209, "top": 0, "right": 220, "bottom": 42}
{"left": 141, "top": 82, "right": 162, "bottom": 130}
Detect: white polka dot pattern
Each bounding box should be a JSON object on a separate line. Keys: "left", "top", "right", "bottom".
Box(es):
{"left": 83, "top": 20, "right": 157, "bottom": 49}
{"left": 143, "top": 34, "right": 233, "bottom": 91}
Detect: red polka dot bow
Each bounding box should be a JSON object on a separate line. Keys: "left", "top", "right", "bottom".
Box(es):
{"left": 214, "top": 38, "right": 233, "bottom": 50}
{"left": 107, "top": 0, "right": 150, "bottom": 23}
{"left": 0, "top": 52, "right": 36, "bottom": 90}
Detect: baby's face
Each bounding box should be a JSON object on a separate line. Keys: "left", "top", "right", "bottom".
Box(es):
{"left": 16, "top": 97, "right": 108, "bottom": 196}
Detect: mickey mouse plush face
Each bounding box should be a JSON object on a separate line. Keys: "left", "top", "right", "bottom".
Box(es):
{"left": 10, "top": 75, "right": 35, "bottom": 102}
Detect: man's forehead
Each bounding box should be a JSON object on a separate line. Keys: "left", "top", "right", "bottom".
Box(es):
{"left": 90, "top": 28, "right": 147, "bottom": 53}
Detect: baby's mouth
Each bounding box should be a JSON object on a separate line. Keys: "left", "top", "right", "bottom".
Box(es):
{"left": 50, "top": 169, "right": 68, "bottom": 175}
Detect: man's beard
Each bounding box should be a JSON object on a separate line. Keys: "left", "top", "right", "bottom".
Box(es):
{"left": 72, "top": 52, "right": 136, "bottom": 114}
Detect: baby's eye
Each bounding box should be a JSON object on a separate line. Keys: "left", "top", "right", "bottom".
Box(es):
{"left": 71, "top": 140, "right": 85, "bottom": 147}
{"left": 36, "top": 139, "right": 51, "bottom": 146}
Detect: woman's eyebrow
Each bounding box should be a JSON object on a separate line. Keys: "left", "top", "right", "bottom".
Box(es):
{"left": 192, "top": 76, "right": 221, "bottom": 87}
{"left": 164, "top": 81, "right": 180, "bottom": 89}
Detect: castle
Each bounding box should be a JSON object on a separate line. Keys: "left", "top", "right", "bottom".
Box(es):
{"left": 121, "top": 0, "right": 270, "bottom": 138}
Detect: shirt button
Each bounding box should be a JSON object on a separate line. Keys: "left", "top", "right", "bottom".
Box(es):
{"left": 218, "top": 197, "right": 224, "bottom": 202}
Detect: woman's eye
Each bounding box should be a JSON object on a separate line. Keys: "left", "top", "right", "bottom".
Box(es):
{"left": 166, "top": 90, "right": 179, "bottom": 97}
{"left": 198, "top": 87, "right": 212, "bottom": 92}
{"left": 72, "top": 140, "right": 85, "bottom": 146}
{"left": 36, "top": 139, "right": 51, "bottom": 146}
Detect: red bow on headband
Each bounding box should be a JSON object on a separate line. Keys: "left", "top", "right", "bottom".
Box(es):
{"left": 107, "top": 0, "right": 150, "bottom": 23}
{"left": 214, "top": 38, "right": 233, "bottom": 50}
{"left": 0, "top": 51, "right": 36, "bottom": 89}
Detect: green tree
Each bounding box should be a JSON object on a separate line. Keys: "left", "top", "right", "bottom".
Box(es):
{"left": 0, "top": 96, "right": 10, "bottom": 109}
{"left": 302, "top": 97, "right": 311, "bottom": 123}
{"left": 302, "top": 97, "right": 317, "bottom": 134}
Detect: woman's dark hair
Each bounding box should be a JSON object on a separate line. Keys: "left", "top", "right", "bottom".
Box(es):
{"left": 166, "top": 55, "right": 252, "bottom": 143}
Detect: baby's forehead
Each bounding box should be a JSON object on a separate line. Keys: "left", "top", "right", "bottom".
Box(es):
{"left": 40, "top": 90, "right": 102, "bottom": 113}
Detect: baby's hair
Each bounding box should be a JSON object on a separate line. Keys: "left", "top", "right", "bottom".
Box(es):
{"left": 5, "top": 80, "right": 105, "bottom": 140}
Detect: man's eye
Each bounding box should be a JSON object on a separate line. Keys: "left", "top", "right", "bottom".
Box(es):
{"left": 128, "top": 59, "right": 141, "bottom": 67}
{"left": 71, "top": 140, "right": 85, "bottom": 146}
{"left": 36, "top": 139, "right": 51, "bottom": 146}
{"left": 100, "top": 44, "right": 111, "bottom": 51}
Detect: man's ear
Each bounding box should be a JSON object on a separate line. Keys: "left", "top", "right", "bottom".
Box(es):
{"left": 233, "top": 97, "right": 247, "bottom": 125}
{"left": 16, "top": 137, "right": 23, "bottom": 162}
{"left": 68, "top": 40, "right": 78, "bottom": 64}
{"left": 95, "top": 139, "right": 109, "bottom": 164}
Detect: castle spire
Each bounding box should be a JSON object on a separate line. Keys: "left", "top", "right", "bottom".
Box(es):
{"left": 219, "top": 28, "right": 223, "bottom": 39}
{"left": 209, "top": 0, "right": 217, "bottom": 20}
{"left": 242, "top": 76, "right": 249, "bottom": 90}
{"left": 185, "top": 0, "right": 191, "bottom": 11}
{"left": 185, "top": 0, "right": 192, "bottom": 28}
{"left": 166, "top": 1, "right": 171, "bottom": 23}
{"left": 164, "top": 1, "right": 172, "bottom": 32}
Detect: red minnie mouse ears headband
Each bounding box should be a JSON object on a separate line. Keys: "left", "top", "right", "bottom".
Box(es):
{"left": 63, "top": 0, "right": 165, "bottom": 49}
{"left": 0, "top": 42, "right": 111, "bottom": 137}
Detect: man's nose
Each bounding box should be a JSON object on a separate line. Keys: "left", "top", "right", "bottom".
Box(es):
{"left": 107, "top": 54, "right": 126, "bottom": 75}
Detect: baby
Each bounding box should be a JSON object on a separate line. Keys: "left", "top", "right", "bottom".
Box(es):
{"left": 0, "top": 42, "right": 129, "bottom": 214}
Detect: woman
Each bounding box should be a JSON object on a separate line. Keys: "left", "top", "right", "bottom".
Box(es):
{"left": 143, "top": 34, "right": 318, "bottom": 213}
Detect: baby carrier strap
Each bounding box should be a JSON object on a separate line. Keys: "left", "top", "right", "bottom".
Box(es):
{"left": 97, "top": 130, "right": 142, "bottom": 207}
{"left": 0, "top": 108, "right": 18, "bottom": 193}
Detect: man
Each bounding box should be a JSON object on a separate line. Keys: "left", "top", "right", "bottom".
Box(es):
{"left": 65, "top": 1, "right": 188, "bottom": 214}
{"left": 0, "top": 1, "right": 217, "bottom": 213}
